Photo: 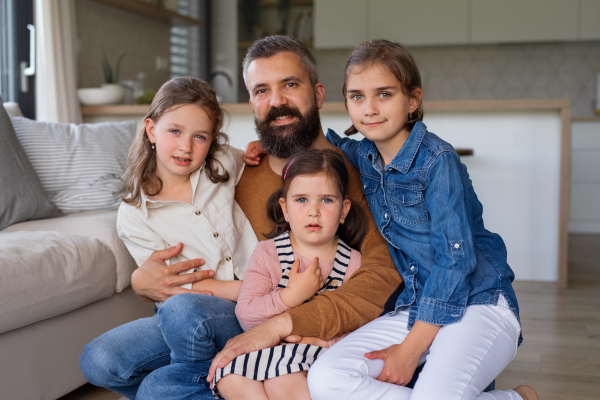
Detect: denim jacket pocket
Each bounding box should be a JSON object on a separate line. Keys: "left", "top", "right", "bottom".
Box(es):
{"left": 360, "top": 175, "right": 379, "bottom": 211}
{"left": 389, "top": 187, "right": 428, "bottom": 226}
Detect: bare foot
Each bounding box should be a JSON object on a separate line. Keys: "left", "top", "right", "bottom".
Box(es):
{"left": 513, "top": 385, "right": 539, "bottom": 400}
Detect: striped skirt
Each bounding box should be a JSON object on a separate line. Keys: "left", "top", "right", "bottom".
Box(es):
{"left": 212, "top": 343, "right": 326, "bottom": 398}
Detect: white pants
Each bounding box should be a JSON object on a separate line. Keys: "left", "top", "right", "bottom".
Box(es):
{"left": 308, "top": 295, "right": 522, "bottom": 400}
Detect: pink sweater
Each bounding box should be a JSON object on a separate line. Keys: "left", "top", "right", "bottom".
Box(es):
{"left": 235, "top": 238, "right": 362, "bottom": 345}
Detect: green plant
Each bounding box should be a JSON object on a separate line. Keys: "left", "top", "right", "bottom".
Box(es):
{"left": 101, "top": 51, "right": 126, "bottom": 84}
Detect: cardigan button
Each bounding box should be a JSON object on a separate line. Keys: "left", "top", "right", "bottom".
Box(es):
{"left": 195, "top": 210, "right": 201, "bottom": 216}
{"left": 226, "top": 256, "right": 231, "bottom": 261}
{"left": 213, "top": 232, "right": 219, "bottom": 238}
{"left": 330, "top": 280, "right": 339, "bottom": 287}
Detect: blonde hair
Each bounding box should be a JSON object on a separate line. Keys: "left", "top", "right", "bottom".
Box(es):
{"left": 122, "top": 77, "right": 229, "bottom": 206}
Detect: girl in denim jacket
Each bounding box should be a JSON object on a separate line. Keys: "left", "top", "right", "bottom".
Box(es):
{"left": 308, "top": 40, "right": 537, "bottom": 400}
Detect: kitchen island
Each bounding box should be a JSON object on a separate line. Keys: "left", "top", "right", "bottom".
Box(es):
{"left": 82, "top": 99, "right": 570, "bottom": 287}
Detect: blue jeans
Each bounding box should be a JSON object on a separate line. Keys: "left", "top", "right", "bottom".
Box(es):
{"left": 79, "top": 294, "right": 243, "bottom": 399}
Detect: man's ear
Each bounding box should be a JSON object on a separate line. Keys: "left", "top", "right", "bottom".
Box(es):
{"left": 145, "top": 118, "right": 156, "bottom": 143}
{"left": 279, "top": 197, "right": 289, "bottom": 221}
{"left": 315, "top": 82, "right": 325, "bottom": 109}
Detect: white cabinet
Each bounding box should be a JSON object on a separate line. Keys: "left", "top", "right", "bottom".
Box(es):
{"left": 368, "top": 0, "right": 469, "bottom": 46}
{"left": 569, "top": 121, "right": 600, "bottom": 233}
{"left": 314, "top": 0, "right": 597, "bottom": 48}
{"left": 580, "top": 0, "right": 600, "bottom": 40}
{"left": 314, "top": 0, "right": 367, "bottom": 49}
{"left": 471, "top": 0, "right": 578, "bottom": 44}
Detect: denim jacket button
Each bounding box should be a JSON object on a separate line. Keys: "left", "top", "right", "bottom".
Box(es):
{"left": 384, "top": 212, "right": 388, "bottom": 219}
{"left": 410, "top": 266, "right": 415, "bottom": 271}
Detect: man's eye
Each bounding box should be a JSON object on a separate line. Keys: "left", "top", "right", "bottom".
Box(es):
{"left": 286, "top": 82, "right": 297, "bottom": 88}
{"left": 255, "top": 89, "right": 267, "bottom": 95}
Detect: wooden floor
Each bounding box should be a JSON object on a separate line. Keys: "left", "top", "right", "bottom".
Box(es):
{"left": 61, "top": 234, "right": 600, "bottom": 400}
{"left": 495, "top": 234, "right": 600, "bottom": 400}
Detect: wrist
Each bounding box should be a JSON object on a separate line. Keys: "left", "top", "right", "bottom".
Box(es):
{"left": 279, "top": 288, "right": 301, "bottom": 308}
{"left": 271, "top": 312, "right": 293, "bottom": 337}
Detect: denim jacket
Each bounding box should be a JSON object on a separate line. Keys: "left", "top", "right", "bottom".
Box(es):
{"left": 327, "top": 121, "right": 521, "bottom": 342}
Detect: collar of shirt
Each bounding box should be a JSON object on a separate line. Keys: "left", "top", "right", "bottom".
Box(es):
{"left": 360, "top": 121, "right": 427, "bottom": 175}
{"left": 139, "top": 164, "right": 205, "bottom": 218}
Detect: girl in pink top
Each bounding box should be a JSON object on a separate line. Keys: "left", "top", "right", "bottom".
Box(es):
{"left": 213, "top": 149, "right": 367, "bottom": 400}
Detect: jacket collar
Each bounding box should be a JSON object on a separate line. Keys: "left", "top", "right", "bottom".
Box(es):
{"left": 361, "top": 121, "right": 426, "bottom": 174}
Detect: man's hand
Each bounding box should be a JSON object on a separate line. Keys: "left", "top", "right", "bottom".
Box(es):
{"left": 285, "top": 335, "right": 330, "bottom": 348}
{"left": 208, "top": 313, "right": 293, "bottom": 384}
{"left": 279, "top": 258, "right": 323, "bottom": 308}
{"left": 242, "top": 140, "right": 265, "bottom": 166}
{"left": 131, "top": 243, "right": 215, "bottom": 302}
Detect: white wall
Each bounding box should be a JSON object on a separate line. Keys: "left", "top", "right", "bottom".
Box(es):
{"left": 223, "top": 109, "right": 563, "bottom": 282}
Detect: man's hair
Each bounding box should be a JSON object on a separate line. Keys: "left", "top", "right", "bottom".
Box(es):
{"left": 242, "top": 35, "right": 319, "bottom": 87}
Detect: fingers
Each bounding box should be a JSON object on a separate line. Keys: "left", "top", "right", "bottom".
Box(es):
{"left": 171, "top": 287, "right": 213, "bottom": 297}
{"left": 307, "top": 257, "right": 320, "bottom": 272}
{"left": 151, "top": 242, "right": 184, "bottom": 261}
{"left": 365, "top": 349, "right": 386, "bottom": 360}
{"left": 284, "top": 335, "right": 303, "bottom": 343}
{"left": 290, "top": 259, "right": 300, "bottom": 275}
{"left": 169, "top": 258, "right": 207, "bottom": 275}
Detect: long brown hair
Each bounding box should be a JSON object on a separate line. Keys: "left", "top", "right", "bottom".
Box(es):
{"left": 264, "top": 149, "right": 367, "bottom": 250}
{"left": 342, "top": 39, "right": 424, "bottom": 135}
{"left": 123, "top": 77, "right": 229, "bottom": 206}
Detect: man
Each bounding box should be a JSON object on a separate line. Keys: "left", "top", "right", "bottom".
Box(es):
{"left": 80, "top": 35, "right": 401, "bottom": 399}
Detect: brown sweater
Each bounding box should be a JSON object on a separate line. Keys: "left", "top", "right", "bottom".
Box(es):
{"left": 235, "top": 150, "right": 402, "bottom": 340}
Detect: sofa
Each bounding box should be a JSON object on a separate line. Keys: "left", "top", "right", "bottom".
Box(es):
{"left": 0, "top": 100, "right": 154, "bottom": 400}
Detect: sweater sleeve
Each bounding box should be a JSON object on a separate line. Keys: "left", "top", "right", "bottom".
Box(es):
{"left": 286, "top": 162, "right": 403, "bottom": 340}
{"left": 235, "top": 241, "right": 290, "bottom": 331}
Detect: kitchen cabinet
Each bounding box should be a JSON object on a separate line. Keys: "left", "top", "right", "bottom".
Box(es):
{"left": 88, "top": 0, "right": 203, "bottom": 27}
{"left": 314, "top": 0, "right": 598, "bottom": 49}
{"left": 368, "top": 0, "right": 469, "bottom": 46}
{"left": 471, "top": 0, "right": 578, "bottom": 44}
{"left": 569, "top": 120, "right": 600, "bottom": 233}
{"left": 314, "top": 0, "right": 367, "bottom": 49}
{"left": 580, "top": 0, "right": 600, "bottom": 40}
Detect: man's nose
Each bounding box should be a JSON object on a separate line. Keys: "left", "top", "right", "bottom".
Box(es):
{"left": 269, "top": 88, "right": 287, "bottom": 108}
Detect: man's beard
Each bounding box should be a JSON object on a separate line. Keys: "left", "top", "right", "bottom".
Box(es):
{"left": 255, "top": 101, "right": 321, "bottom": 159}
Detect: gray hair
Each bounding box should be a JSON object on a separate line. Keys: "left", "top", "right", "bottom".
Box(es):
{"left": 242, "top": 35, "right": 319, "bottom": 88}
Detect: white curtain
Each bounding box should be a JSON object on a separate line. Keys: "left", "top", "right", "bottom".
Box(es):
{"left": 35, "top": 0, "right": 81, "bottom": 123}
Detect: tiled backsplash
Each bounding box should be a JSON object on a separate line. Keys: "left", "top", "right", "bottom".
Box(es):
{"left": 315, "top": 41, "right": 600, "bottom": 117}
{"left": 75, "top": 0, "right": 171, "bottom": 92}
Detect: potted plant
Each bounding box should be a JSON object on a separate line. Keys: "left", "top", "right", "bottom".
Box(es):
{"left": 77, "top": 51, "right": 127, "bottom": 106}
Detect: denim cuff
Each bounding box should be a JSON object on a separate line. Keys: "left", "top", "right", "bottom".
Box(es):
{"left": 415, "top": 297, "right": 466, "bottom": 326}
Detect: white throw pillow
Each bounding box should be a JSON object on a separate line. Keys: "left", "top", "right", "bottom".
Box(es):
{"left": 9, "top": 116, "right": 137, "bottom": 213}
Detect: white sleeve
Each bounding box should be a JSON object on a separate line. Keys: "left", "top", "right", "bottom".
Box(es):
{"left": 117, "top": 203, "right": 195, "bottom": 289}
{"left": 116, "top": 202, "right": 171, "bottom": 268}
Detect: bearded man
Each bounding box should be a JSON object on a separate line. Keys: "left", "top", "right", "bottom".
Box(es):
{"left": 79, "top": 35, "right": 401, "bottom": 399}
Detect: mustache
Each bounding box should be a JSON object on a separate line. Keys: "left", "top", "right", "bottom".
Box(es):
{"left": 265, "top": 105, "right": 302, "bottom": 122}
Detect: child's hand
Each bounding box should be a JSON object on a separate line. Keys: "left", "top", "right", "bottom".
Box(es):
{"left": 280, "top": 258, "right": 323, "bottom": 308}
{"left": 365, "top": 342, "right": 421, "bottom": 386}
{"left": 243, "top": 140, "right": 265, "bottom": 166}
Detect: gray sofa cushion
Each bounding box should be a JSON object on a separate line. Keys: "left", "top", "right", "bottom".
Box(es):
{"left": 2, "top": 210, "right": 136, "bottom": 293}
{"left": 9, "top": 115, "right": 137, "bottom": 214}
{"left": 0, "top": 98, "right": 61, "bottom": 231}
{"left": 0, "top": 230, "right": 117, "bottom": 334}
